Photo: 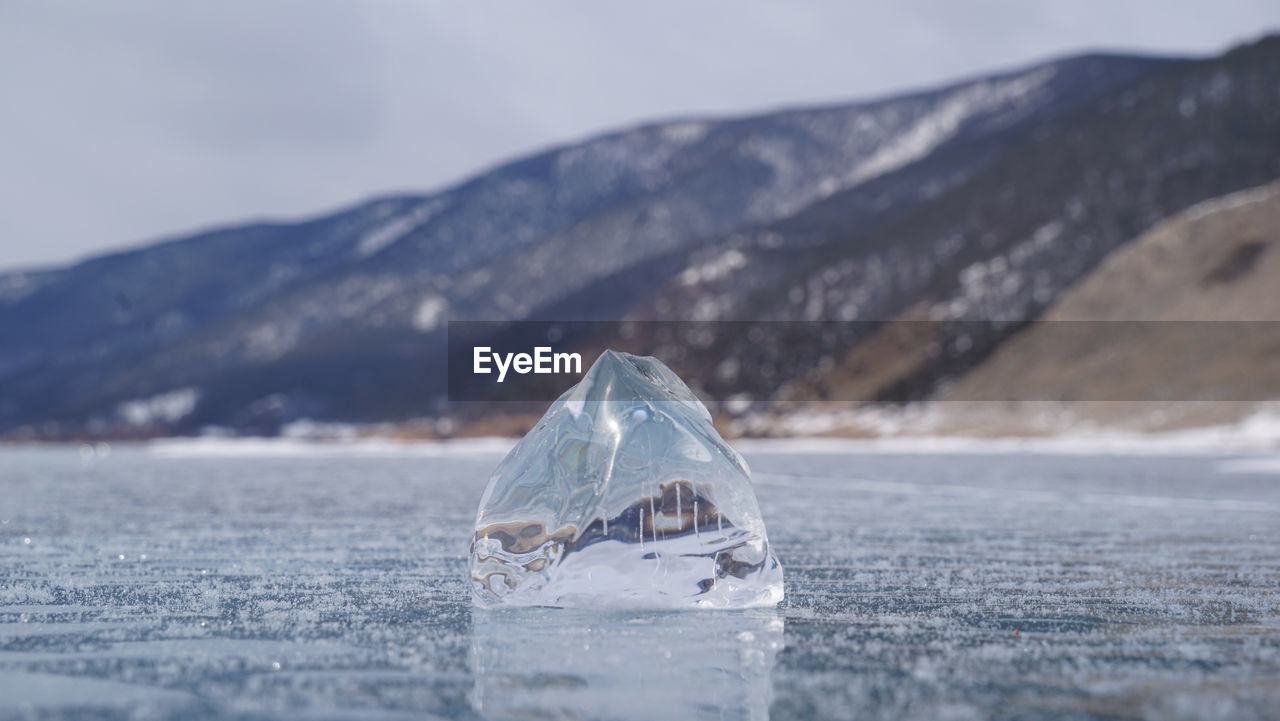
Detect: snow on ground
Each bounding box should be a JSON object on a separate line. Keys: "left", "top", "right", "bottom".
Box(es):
{"left": 144, "top": 434, "right": 517, "bottom": 458}
{"left": 123, "top": 402, "right": 1280, "bottom": 460}
{"left": 741, "top": 405, "right": 1280, "bottom": 455}
{"left": 354, "top": 198, "right": 449, "bottom": 258}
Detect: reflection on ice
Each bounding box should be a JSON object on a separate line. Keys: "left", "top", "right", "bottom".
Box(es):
{"left": 469, "top": 608, "right": 784, "bottom": 721}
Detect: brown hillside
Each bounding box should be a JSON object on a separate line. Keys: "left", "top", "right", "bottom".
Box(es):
{"left": 947, "top": 181, "right": 1280, "bottom": 422}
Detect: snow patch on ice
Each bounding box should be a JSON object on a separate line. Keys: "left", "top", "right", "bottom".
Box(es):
{"left": 737, "top": 408, "right": 1280, "bottom": 455}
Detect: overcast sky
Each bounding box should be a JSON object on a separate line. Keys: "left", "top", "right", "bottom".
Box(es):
{"left": 1, "top": 2, "right": 1277, "bottom": 271}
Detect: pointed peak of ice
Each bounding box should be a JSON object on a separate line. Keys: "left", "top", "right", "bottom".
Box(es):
{"left": 564, "top": 350, "right": 707, "bottom": 416}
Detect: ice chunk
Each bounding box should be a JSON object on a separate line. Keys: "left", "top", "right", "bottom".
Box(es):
{"left": 469, "top": 350, "right": 784, "bottom": 608}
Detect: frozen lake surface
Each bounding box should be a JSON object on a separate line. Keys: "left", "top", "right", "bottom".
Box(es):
{"left": 2, "top": 442, "right": 1278, "bottom": 720}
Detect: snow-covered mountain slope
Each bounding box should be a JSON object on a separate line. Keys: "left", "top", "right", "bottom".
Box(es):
{"left": 2, "top": 38, "right": 1277, "bottom": 436}
{"left": 620, "top": 35, "right": 1280, "bottom": 405}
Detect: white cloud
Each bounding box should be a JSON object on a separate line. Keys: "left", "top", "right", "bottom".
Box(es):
{"left": 1, "top": 1, "right": 1276, "bottom": 270}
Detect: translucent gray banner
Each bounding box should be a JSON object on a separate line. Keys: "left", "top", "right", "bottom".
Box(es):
{"left": 446, "top": 320, "right": 1280, "bottom": 403}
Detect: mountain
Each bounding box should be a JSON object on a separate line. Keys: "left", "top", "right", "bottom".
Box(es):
{"left": 626, "top": 35, "right": 1280, "bottom": 406}
{"left": 2, "top": 36, "right": 1278, "bottom": 439}
{"left": 748, "top": 178, "right": 1280, "bottom": 439}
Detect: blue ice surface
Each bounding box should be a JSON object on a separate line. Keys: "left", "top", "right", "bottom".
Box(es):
{"left": 1, "top": 443, "right": 1278, "bottom": 720}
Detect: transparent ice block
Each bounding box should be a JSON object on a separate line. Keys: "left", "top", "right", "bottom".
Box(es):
{"left": 469, "top": 350, "right": 783, "bottom": 608}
